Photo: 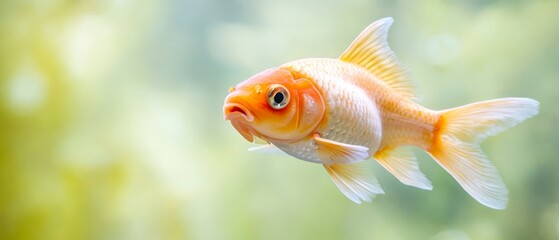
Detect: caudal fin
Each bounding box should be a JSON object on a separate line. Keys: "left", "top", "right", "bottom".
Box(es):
{"left": 428, "top": 98, "right": 539, "bottom": 209}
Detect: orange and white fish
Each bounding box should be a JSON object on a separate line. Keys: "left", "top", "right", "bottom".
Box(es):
{"left": 223, "top": 17, "right": 539, "bottom": 209}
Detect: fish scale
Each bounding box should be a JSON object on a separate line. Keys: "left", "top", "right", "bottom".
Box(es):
{"left": 273, "top": 60, "right": 382, "bottom": 163}
{"left": 281, "top": 58, "right": 436, "bottom": 153}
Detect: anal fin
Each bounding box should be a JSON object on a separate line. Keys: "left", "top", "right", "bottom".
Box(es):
{"left": 374, "top": 147, "right": 432, "bottom": 190}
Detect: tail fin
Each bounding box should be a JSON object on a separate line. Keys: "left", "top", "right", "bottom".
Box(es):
{"left": 428, "top": 98, "right": 539, "bottom": 209}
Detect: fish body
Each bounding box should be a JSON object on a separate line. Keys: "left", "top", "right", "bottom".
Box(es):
{"left": 275, "top": 59, "right": 383, "bottom": 163}
{"left": 280, "top": 58, "right": 438, "bottom": 152}
{"left": 223, "top": 17, "right": 539, "bottom": 209}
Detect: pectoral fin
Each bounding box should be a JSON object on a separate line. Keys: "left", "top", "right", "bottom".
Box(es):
{"left": 248, "top": 144, "right": 288, "bottom": 155}
{"left": 313, "top": 134, "right": 370, "bottom": 165}
{"left": 374, "top": 147, "right": 432, "bottom": 190}
{"left": 324, "top": 163, "right": 384, "bottom": 204}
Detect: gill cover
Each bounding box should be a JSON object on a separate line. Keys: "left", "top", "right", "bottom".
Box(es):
{"left": 224, "top": 68, "right": 325, "bottom": 142}
{"left": 250, "top": 68, "right": 326, "bottom": 141}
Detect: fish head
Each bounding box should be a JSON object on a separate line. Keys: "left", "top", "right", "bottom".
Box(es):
{"left": 224, "top": 68, "right": 325, "bottom": 143}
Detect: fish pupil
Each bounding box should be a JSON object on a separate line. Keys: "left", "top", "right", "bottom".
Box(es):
{"left": 274, "top": 92, "right": 284, "bottom": 104}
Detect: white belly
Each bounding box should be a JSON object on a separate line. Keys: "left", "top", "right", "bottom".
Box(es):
{"left": 273, "top": 138, "right": 322, "bottom": 163}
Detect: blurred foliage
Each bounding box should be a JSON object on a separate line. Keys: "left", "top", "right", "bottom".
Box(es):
{"left": 0, "top": 0, "right": 558, "bottom": 239}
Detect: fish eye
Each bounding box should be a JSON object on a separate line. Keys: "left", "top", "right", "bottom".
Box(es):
{"left": 267, "top": 84, "right": 290, "bottom": 110}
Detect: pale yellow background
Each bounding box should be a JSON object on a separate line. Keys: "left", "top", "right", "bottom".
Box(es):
{"left": 1, "top": 0, "right": 558, "bottom": 239}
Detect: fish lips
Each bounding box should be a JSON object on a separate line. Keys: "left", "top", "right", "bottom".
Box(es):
{"left": 223, "top": 103, "right": 254, "bottom": 122}
{"left": 223, "top": 103, "right": 255, "bottom": 142}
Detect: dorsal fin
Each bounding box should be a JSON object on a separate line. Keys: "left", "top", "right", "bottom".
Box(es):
{"left": 339, "top": 17, "right": 416, "bottom": 100}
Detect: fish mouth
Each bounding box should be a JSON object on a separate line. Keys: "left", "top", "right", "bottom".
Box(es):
{"left": 224, "top": 103, "right": 255, "bottom": 142}
{"left": 223, "top": 103, "right": 254, "bottom": 122}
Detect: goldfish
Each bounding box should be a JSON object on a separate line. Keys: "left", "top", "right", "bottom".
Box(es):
{"left": 223, "top": 17, "right": 539, "bottom": 209}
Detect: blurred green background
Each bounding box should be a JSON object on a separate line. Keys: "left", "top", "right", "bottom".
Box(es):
{"left": 1, "top": 0, "right": 558, "bottom": 239}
